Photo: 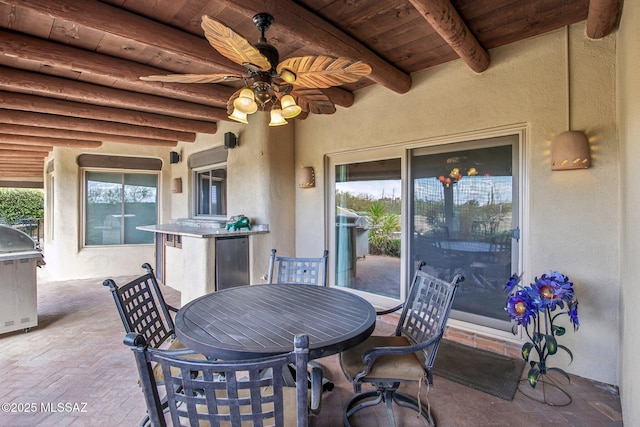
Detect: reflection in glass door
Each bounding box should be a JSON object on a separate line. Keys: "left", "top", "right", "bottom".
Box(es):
{"left": 335, "top": 158, "right": 402, "bottom": 299}
{"left": 410, "top": 136, "right": 519, "bottom": 331}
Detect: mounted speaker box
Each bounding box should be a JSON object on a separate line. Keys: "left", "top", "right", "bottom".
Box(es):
{"left": 224, "top": 132, "right": 238, "bottom": 149}
{"left": 169, "top": 151, "right": 181, "bottom": 164}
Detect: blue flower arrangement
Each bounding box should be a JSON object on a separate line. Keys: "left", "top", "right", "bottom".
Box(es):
{"left": 504, "top": 271, "right": 580, "bottom": 388}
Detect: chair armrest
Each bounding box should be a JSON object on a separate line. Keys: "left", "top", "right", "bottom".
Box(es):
{"left": 166, "top": 304, "right": 179, "bottom": 314}
{"left": 354, "top": 332, "right": 443, "bottom": 382}
{"left": 375, "top": 303, "right": 404, "bottom": 316}
{"left": 307, "top": 361, "right": 323, "bottom": 415}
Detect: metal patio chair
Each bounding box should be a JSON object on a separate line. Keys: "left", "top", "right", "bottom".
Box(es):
{"left": 103, "top": 263, "right": 180, "bottom": 350}
{"left": 125, "top": 333, "right": 322, "bottom": 427}
{"left": 339, "top": 265, "right": 464, "bottom": 427}
{"left": 267, "top": 249, "right": 329, "bottom": 285}
{"left": 104, "top": 263, "right": 205, "bottom": 426}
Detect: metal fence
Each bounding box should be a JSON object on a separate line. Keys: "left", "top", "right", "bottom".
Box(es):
{"left": 9, "top": 218, "right": 43, "bottom": 248}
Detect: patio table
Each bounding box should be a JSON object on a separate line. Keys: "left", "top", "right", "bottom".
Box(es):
{"left": 175, "top": 284, "right": 377, "bottom": 360}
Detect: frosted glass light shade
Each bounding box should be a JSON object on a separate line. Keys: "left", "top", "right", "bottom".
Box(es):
{"left": 233, "top": 88, "right": 258, "bottom": 114}
{"left": 279, "top": 68, "right": 297, "bottom": 83}
{"left": 228, "top": 108, "right": 249, "bottom": 124}
{"left": 269, "top": 109, "right": 287, "bottom": 126}
{"left": 280, "top": 95, "right": 302, "bottom": 119}
{"left": 552, "top": 131, "right": 591, "bottom": 170}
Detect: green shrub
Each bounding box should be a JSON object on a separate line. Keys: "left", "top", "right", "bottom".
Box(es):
{"left": 0, "top": 188, "right": 44, "bottom": 224}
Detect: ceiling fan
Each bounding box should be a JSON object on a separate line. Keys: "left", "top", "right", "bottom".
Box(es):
{"left": 141, "top": 13, "right": 372, "bottom": 126}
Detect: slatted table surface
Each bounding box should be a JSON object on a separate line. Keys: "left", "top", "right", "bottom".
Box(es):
{"left": 175, "top": 284, "right": 376, "bottom": 360}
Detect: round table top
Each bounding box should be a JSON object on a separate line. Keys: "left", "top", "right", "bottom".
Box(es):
{"left": 175, "top": 284, "right": 377, "bottom": 360}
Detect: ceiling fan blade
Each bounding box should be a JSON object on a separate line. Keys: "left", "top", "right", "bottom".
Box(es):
{"left": 141, "top": 73, "right": 243, "bottom": 84}
{"left": 277, "top": 56, "right": 372, "bottom": 88}
{"left": 201, "top": 15, "right": 271, "bottom": 72}
{"left": 291, "top": 87, "right": 336, "bottom": 115}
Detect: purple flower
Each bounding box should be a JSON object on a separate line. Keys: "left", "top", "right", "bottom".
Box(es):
{"left": 530, "top": 271, "right": 574, "bottom": 311}
{"left": 504, "top": 273, "right": 522, "bottom": 294}
{"left": 505, "top": 290, "right": 536, "bottom": 326}
{"left": 568, "top": 300, "right": 580, "bottom": 331}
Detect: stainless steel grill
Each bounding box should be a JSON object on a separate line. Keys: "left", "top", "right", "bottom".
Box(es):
{"left": 0, "top": 224, "right": 44, "bottom": 334}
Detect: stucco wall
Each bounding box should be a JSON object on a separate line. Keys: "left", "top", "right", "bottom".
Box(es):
{"left": 42, "top": 142, "right": 171, "bottom": 281}
{"left": 618, "top": 0, "right": 640, "bottom": 421}
{"left": 295, "top": 23, "right": 620, "bottom": 386}
{"left": 169, "top": 116, "right": 295, "bottom": 286}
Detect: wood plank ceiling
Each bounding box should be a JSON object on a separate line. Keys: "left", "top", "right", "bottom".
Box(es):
{"left": 0, "top": 0, "right": 622, "bottom": 184}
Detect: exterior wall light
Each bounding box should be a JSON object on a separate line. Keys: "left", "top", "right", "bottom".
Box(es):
{"left": 552, "top": 131, "right": 591, "bottom": 170}
{"left": 299, "top": 167, "right": 315, "bottom": 188}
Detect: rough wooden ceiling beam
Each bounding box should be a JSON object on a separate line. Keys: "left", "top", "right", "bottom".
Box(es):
{"left": 0, "top": 123, "right": 177, "bottom": 147}
{"left": 0, "top": 134, "right": 102, "bottom": 148}
{"left": 0, "top": 162, "right": 46, "bottom": 169}
{"left": 0, "top": 30, "right": 235, "bottom": 107}
{"left": 0, "top": 143, "right": 52, "bottom": 152}
{"left": 0, "top": 172, "right": 44, "bottom": 178}
{"left": 0, "top": 157, "right": 44, "bottom": 164}
{"left": 219, "top": 0, "right": 412, "bottom": 94}
{"left": 0, "top": 67, "right": 227, "bottom": 123}
{"left": 320, "top": 87, "right": 354, "bottom": 108}
{"left": 0, "top": 92, "right": 217, "bottom": 135}
{"left": 0, "top": 149, "right": 48, "bottom": 157}
{"left": 407, "top": 0, "right": 490, "bottom": 73}
{"left": 0, "top": 109, "right": 196, "bottom": 142}
{"left": 1, "top": 0, "right": 243, "bottom": 75}
{"left": 586, "top": 0, "right": 621, "bottom": 39}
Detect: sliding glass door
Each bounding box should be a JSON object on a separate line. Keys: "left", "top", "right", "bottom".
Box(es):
{"left": 332, "top": 155, "right": 403, "bottom": 302}
{"left": 410, "top": 135, "right": 519, "bottom": 331}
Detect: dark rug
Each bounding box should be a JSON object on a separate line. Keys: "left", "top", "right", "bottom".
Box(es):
{"left": 434, "top": 340, "right": 525, "bottom": 401}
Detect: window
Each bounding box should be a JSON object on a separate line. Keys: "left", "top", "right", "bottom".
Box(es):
{"left": 85, "top": 171, "right": 157, "bottom": 245}
{"left": 195, "top": 167, "right": 227, "bottom": 217}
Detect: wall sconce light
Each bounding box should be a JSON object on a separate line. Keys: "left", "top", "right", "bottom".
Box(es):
{"left": 169, "top": 151, "right": 181, "bottom": 164}
{"left": 299, "top": 167, "right": 315, "bottom": 188}
{"left": 552, "top": 30, "right": 591, "bottom": 171}
{"left": 171, "top": 177, "right": 182, "bottom": 193}
{"left": 551, "top": 131, "right": 591, "bottom": 171}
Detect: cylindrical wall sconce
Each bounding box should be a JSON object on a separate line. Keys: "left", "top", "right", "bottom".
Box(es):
{"left": 299, "top": 167, "right": 315, "bottom": 188}
{"left": 551, "top": 131, "right": 591, "bottom": 170}
{"left": 171, "top": 177, "right": 182, "bottom": 193}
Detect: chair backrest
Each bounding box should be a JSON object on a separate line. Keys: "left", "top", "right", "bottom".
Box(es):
{"left": 103, "top": 263, "right": 175, "bottom": 349}
{"left": 267, "top": 249, "right": 329, "bottom": 286}
{"left": 395, "top": 266, "right": 463, "bottom": 382}
{"left": 125, "top": 332, "right": 311, "bottom": 427}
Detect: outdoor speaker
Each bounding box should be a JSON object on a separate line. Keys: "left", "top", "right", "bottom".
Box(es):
{"left": 224, "top": 132, "right": 238, "bottom": 149}
{"left": 169, "top": 151, "right": 180, "bottom": 164}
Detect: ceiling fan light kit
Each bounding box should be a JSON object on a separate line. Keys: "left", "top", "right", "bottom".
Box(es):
{"left": 141, "top": 13, "right": 372, "bottom": 127}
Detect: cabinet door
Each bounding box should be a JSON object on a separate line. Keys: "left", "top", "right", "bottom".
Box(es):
{"left": 216, "top": 237, "right": 249, "bottom": 290}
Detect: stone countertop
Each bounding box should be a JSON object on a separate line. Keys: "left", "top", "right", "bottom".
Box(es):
{"left": 136, "top": 223, "right": 269, "bottom": 238}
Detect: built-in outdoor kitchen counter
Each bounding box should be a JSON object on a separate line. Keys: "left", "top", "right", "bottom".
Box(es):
{"left": 137, "top": 219, "right": 269, "bottom": 305}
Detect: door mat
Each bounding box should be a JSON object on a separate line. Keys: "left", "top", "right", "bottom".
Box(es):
{"left": 434, "top": 340, "right": 525, "bottom": 401}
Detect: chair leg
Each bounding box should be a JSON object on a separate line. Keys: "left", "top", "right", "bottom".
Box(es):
{"left": 344, "top": 385, "right": 434, "bottom": 427}
{"left": 344, "top": 390, "right": 384, "bottom": 427}
{"left": 383, "top": 390, "right": 397, "bottom": 427}
{"left": 391, "top": 392, "right": 434, "bottom": 427}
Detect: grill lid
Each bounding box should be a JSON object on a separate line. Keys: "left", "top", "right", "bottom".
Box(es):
{"left": 0, "top": 224, "right": 38, "bottom": 253}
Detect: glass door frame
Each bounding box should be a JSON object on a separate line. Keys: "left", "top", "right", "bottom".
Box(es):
{"left": 406, "top": 126, "right": 526, "bottom": 341}
{"left": 325, "top": 146, "right": 408, "bottom": 309}
{"left": 409, "top": 133, "right": 522, "bottom": 334}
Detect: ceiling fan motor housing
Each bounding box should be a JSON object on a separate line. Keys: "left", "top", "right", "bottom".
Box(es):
{"left": 254, "top": 42, "right": 279, "bottom": 74}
